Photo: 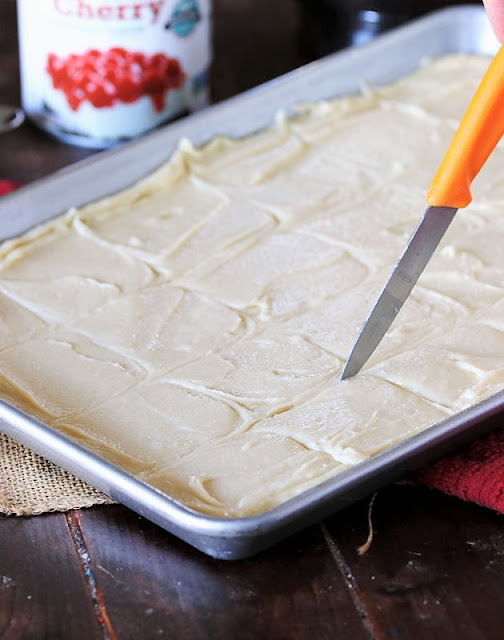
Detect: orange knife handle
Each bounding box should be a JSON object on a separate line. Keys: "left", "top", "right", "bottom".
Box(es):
{"left": 426, "top": 43, "right": 504, "bottom": 209}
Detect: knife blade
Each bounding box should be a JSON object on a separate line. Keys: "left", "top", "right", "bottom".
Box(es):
{"left": 341, "top": 42, "right": 504, "bottom": 380}
{"left": 340, "top": 205, "right": 457, "bottom": 380}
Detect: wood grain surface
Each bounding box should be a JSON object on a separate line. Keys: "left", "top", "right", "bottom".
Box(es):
{"left": 1, "top": 1, "right": 503, "bottom": 638}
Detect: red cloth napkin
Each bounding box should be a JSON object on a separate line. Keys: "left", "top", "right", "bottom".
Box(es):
{"left": 1, "top": 179, "right": 503, "bottom": 514}
{"left": 0, "top": 179, "right": 21, "bottom": 195}
{"left": 417, "top": 428, "right": 504, "bottom": 513}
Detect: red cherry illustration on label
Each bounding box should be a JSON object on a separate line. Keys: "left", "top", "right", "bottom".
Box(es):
{"left": 45, "top": 48, "right": 185, "bottom": 112}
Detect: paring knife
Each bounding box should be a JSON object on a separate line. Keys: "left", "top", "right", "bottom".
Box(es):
{"left": 341, "top": 43, "right": 504, "bottom": 380}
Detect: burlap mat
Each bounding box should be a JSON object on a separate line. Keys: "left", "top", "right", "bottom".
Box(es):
{"left": 0, "top": 432, "right": 114, "bottom": 516}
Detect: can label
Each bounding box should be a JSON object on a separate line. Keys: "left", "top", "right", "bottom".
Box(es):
{"left": 17, "top": 0, "right": 212, "bottom": 146}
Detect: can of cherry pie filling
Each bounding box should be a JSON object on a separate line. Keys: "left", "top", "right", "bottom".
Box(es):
{"left": 16, "top": 0, "right": 212, "bottom": 147}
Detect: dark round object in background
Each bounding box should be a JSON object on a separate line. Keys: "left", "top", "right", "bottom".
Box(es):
{"left": 298, "top": 0, "right": 480, "bottom": 58}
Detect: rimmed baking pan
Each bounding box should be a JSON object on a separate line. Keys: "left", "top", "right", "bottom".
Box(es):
{"left": 0, "top": 5, "right": 502, "bottom": 560}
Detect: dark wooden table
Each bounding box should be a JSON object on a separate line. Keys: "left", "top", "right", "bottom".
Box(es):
{"left": 1, "top": 1, "right": 503, "bottom": 638}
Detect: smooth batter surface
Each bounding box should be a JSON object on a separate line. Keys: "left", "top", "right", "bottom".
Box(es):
{"left": 1, "top": 55, "right": 503, "bottom": 517}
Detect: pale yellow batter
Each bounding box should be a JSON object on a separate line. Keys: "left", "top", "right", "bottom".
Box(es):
{"left": 1, "top": 55, "right": 503, "bottom": 517}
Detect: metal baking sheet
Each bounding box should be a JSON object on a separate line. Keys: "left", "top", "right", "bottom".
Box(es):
{"left": 0, "top": 6, "right": 502, "bottom": 560}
